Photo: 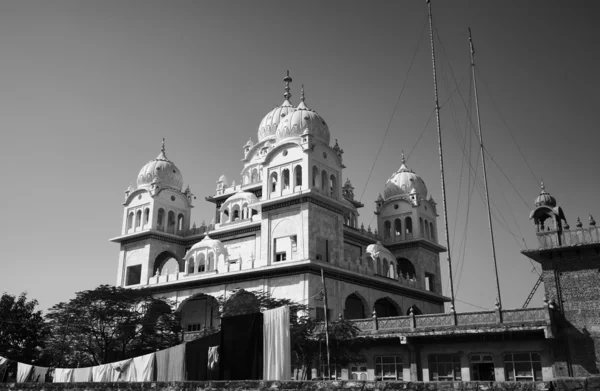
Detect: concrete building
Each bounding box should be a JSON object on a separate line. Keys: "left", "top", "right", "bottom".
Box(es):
{"left": 111, "top": 73, "right": 599, "bottom": 381}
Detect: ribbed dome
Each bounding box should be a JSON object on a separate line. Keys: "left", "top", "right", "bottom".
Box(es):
{"left": 383, "top": 160, "right": 427, "bottom": 201}
{"left": 188, "top": 235, "right": 227, "bottom": 255}
{"left": 257, "top": 100, "right": 295, "bottom": 141}
{"left": 275, "top": 94, "right": 330, "bottom": 144}
{"left": 534, "top": 182, "right": 556, "bottom": 208}
{"left": 137, "top": 141, "right": 184, "bottom": 191}
{"left": 220, "top": 191, "right": 259, "bottom": 211}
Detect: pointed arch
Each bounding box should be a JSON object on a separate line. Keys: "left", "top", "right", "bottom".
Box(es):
{"left": 153, "top": 251, "right": 184, "bottom": 276}
{"left": 330, "top": 174, "right": 337, "bottom": 198}
{"left": 127, "top": 212, "right": 134, "bottom": 231}
{"left": 177, "top": 213, "right": 184, "bottom": 232}
{"left": 405, "top": 216, "right": 413, "bottom": 238}
{"left": 144, "top": 208, "right": 150, "bottom": 225}
{"left": 384, "top": 220, "right": 392, "bottom": 239}
{"left": 344, "top": 292, "right": 368, "bottom": 320}
{"left": 157, "top": 208, "right": 165, "bottom": 230}
{"left": 394, "top": 218, "right": 402, "bottom": 238}
{"left": 419, "top": 217, "right": 424, "bottom": 238}
{"left": 222, "top": 289, "right": 260, "bottom": 317}
{"left": 397, "top": 257, "right": 416, "bottom": 279}
{"left": 135, "top": 210, "right": 142, "bottom": 228}
{"left": 312, "top": 166, "right": 319, "bottom": 188}
{"left": 406, "top": 305, "right": 422, "bottom": 315}
{"left": 197, "top": 253, "right": 206, "bottom": 272}
{"left": 177, "top": 293, "right": 220, "bottom": 332}
{"left": 187, "top": 257, "right": 195, "bottom": 274}
{"left": 295, "top": 165, "right": 302, "bottom": 187}
{"left": 167, "top": 211, "right": 176, "bottom": 233}
{"left": 430, "top": 222, "right": 435, "bottom": 241}
{"left": 270, "top": 172, "right": 278, "bottom": 194}
{"left": 374, "top": 297, "right": 400, "bottom": 318}
{"left": 282, "top": 168, "right": 290, "bottom": 189}
{"left": 321, "top": 170, "right": 328, "bottom": 192}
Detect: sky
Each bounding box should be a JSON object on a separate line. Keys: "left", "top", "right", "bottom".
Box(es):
{"left": 1, "top": 0, "right": 599, "bottom": 314}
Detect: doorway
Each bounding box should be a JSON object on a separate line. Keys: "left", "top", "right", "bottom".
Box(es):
{"left": 470, "top": 354, "right": 495, "bottom": 381}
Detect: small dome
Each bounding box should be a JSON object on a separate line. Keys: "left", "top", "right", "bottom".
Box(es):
{"left": 275, "top": 88, "right": 330, "bottom": 144}
{"left": 219, "top": 191, "right": 259, "bottom": 211}
{"left": 383, "top": 159, "right": 428, "bottom": 201}
{"left": 137, "top": 140, "right": 183, "bottom": 191}
{"left": 188, "top": 234, "right": 228, "bottom": 256}
{"left": 534, "top": 182, "right": 556, "bottom": 208}
{"left": 258, "top": 100, "right": 295, "bottom": 141}
{"left": 218, "top": 174, "right": 228, "bottom": 184}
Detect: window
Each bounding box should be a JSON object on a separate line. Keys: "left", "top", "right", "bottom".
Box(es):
{"left": 425, "top": 220, "right": 430, "bottom": 239}
{"left": 127, "top": 212, "right": 134, "bottom": 230}
{"left": 430, "top": 222, "right": 435, "bottom": 241}
{"left": 321, "top": 170, "right": 328, "bottom": 192}
{"left": 375, "top": 356, "right": 403, "bottom": 381}
{"left": 232, "top": 207, "right": 240, "bottom": 221}
{"left": 504, "top": 353, "right": 542, "bottom": 381}
{"left": 291, "top": 235, "right": 297, "bottom": 252}
{"left": 275, "top": 252, "right": 287, "bottom": 262}
{"left": 394, "top": 219, "right": 401, "bottom": 237}
{"left": 251, "top": 168, "right": 258, "bottom": 183}
{"left": 144, "top": 208, "right": 150, "bottom": 225}
{"left": 157, "top": 208, "right": 165, "bottom": 229}
{"left": 125, "top": 265, "right": 142, "bottom": 286}
{"left": 187, "top": 323, "right": 202, "bottom": 332}
{"left": 384, "top": 221, "right": 391, "bottom": 239}
{"left": 425, "top": 273, "right": 435, "bottom": 292}
{"left": 135, "top": 210, "right": 142, "bottom": 227}
{"left": 187, "top": 257, "right": 195, "bottom": 274}
{"left": 470, "top": 354, "right": 495, "bottom": 381}
{"left": 405, "top": 217, "right": 413, "bottom": 238}
{"left": 428, "top": 354, "right": 461, "bottom": 381}
{"left": 282, "top": 169, "right": 290, "bottom": 189}
{"left": 177, "top": 214, "right": 184, "bottom": 231}
{"left": 198, "top": 254, "right": 206, "bottom": 272}
{"left": 351, "top": 366, "right": 368, "bottom": 381}
{"left": 316, "top": 237, "right": 328, "bottom": 262}
{"left": 167, "top": 211, "right": 175, "bottom": 233}
{"left": 330, "top": 174, "right": 337, "bottom": 198}
{"left": 270, "top": 172, "right": 278, "bottom": 193}
{"left": 419, "top": 217, "right": 424, "bottom": 238}
{"left": 295, "top": 165, "right": 302, "bottom": 187}
{"left": 312, "top": 166, "right": 319, "bottom": 188}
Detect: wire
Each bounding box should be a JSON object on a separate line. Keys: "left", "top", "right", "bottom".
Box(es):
{"left": 359, "top": 16, "right": 428, "bottom": 202}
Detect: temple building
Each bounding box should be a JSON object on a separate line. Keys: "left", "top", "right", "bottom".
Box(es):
{"left": 111, "top": 73, "right": 600, "bottom": 381}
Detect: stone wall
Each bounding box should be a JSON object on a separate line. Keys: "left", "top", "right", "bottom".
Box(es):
{"left": 2, "top": 378, "right": 600, "bottom": 391}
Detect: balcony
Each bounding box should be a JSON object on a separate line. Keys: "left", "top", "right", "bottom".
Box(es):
{"left": 536, "top": 226, "right": 600, "bottom": 250}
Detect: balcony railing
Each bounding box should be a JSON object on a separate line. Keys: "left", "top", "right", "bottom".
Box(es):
{"left": 536, "top": 226, "right": 600, "bottom": 249}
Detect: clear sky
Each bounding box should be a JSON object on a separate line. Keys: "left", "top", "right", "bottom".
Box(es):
{"left": 1, "top": 1, "right": 598, "bottom": 313}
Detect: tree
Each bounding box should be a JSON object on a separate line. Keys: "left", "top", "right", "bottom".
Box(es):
{"left": 0, "top": 292, "right": 48, "bottom": 363}
{"left": 45, "top": 285, "right": 181, "bottom": 367}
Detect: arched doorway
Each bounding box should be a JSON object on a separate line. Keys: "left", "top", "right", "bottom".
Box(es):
{"left": 374, "top": 297, "right": 399, "bottom": 318}
{"left": 153, "top": 251, "right": 183, "bottom": 276}
{"left": 178, "top": 294, "right": 220, "bottom": 339}
{"left": 344, "top": 293, "right": 366, "bottom": 320}
{"left": 222, "top": 289, "right": 260, "bottom": 317}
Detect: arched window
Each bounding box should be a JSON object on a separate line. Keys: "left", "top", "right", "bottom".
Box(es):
{"left": 242, "top": 203, "right": 249, "bottom": 219}
{"left": 388, "top": 261, "right": 395, "bottom": 279}
{"left": 425, "top": 220, "right": 430, "bottom": 239}
{"left": 394, "top": 219, "right": 402, "bottom": 238}
{"left": 376, "top": 257, "right": 382, "bottom": 275}
{"left": 397, "top": 258, "right": 416, "bottom": 279}
{"left": 157, "top": 208, "right": 165, "bottom": 230}
{"left": 383, "top": 258, "right": 389, "bottom": 277}
{"left": 419, "top": 217, "right": 424, "bottom": 238}
{"left": 282, "top": 169, "right": 290, "bottom": 189}
{"left": 144, "top": 208, "right": 150, "bottom": 225}
{"left": 223, "top": 209, "right": 229, "bottom": 223}
{"left": 188, "top": 257, "right": 195, "bottom": 274}
{"left": 374, "top": 298, "right": 399, "bottom": 317}
{"left": 321, "top": 170, "right": 328, "bottom": 192}
{"left": 207, "top": 252, "right": 215, "bottom": 270}
{"left": 198, "top": 253, "right": 206, "bottom": 272}
{"left": 134, "top": 210, "right": 141, "bottom": 228}
{"left": 270, "top": 172, "right": 278, "bottom": 194}
{"left": 312, "top": 166, "right": 319, "bottom": 188}
{"left": 406, "top": 305, "right": 422, "bottom": 315}
{"left": 405, "top": 217, "right": 413, "bottom": 238}
{"left": 384, "top": 221, "right": 391, "bottom": 239}
{"left": 295, "top": 165, "right": 302, "bottom": 187}
{"left": 127, "top": 212, "right": 134, "bottom": 230}
{"left": 330, "top": 174, "right": 337, "bottom": 198}
{"left": 232, "top": 206, "right": 240, "bottom": 221}
{"left": 251, "top": 168, "right": 258, "bottom": 183}
{"left": 344, "top": 294, "right": 365, "bottom": 320}
{"left": 167, "top": 211, "right": 175, "bottom": 233}
{"left": 430, "top": 222, "right": 435, "bottom": 241}
{"left": 177, "top": 214, "right": 184, "bottom": 231}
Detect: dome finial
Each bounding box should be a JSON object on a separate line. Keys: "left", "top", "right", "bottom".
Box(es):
{"left": 283, "top": 70, "right": 292, "bottom": 101}
{"left": 540, "top": 179, "right": 545, "bottom": 192}
{"left": 161, "top": 137, "right": 166, "bottom": 153}
{"left": 301, "top": 84, "right": 305, "bottom": 103}
{"left": 401, "top": 150, "right": 406, "bottom": 165}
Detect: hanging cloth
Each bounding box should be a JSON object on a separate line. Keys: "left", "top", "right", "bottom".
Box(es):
{"left": 30, "top": 366, "right": 49, "bottom": 383}
{"left": 109, "top": 358, "right": 133, "bottom": 381}
{"left": 53, "top": 368, "right": 74, "bottom": 383}
{"left": 17, "top": 363, "right": 33, "bottom": 383}
{"left": 72, "top": 367, "right": 92, "bottom": 382}
{"left": 208, "top": 346, "right": 219, "bottom": 370}
{"left": 263, "top": 306, "right": 291, "bottom": 380}
{"left": 220, "top": 312, "right": 263, "bottom": 380}
{"left": 0, "top": 357, "right": 9, "bottom": 383}
{"left": 91, "top": 363, "right": 112, "bottom": 382}
{"left": 156, "top": 343, "right": 186, "bottom": 381}
{"left": 126, "top": 352, "right": 155, "bottom": 382}
{"left": 185, "top": 332, "right": 221, "bottom": 381}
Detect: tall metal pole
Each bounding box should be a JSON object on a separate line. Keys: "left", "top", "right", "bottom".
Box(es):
{"left": 320, "top": 268, "right": 332, "bottom": 379}
{"left": 469, "top": 28, "right": 503, "bottom": 309}
{"left": 426, "top": 0, "right": 456, "bottom": 312}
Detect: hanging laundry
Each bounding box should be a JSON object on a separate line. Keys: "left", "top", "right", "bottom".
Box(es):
{"left": 220, "top": 312, "right": 263, "bottom": 380}
{"left": 208, "top": 346, "right": 219, "bottom": 371}
{"left": 127, "top": 352, "right": 155, "bottom": 382}
{"left": 109, "top": 358, "right": 133, "bottom": 381}
{"left": 156, "top": 343, "right": 186, "bottom": 381}
{"left": 185, "top": 332, "right": 221, "bottom": 381}
{"left": 30, "top": 366, "right": 49, "bottom": 383}
{"left": 53, "top": 368, "right": 74, "bottom": 383}
{"left": 0, "top": 357, "right": 9, "bottom": 383}
{"left": 72, "top": 367, "right": 92, "bottom": 382}
{"left": 91, "top": 363, "right": 112, "bottom": 382}
{"left": 16, "top": 363, "right": 33, "bottom": 383}
{"left": 263, "top": 306, "right": 291, "bottom": 380}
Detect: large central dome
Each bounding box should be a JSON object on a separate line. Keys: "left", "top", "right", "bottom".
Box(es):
{"left": 137, "top": 140, "right": 184, "bottom": 191}
{"left": 257, "top": 71, "right": 296, "bottom": 142}
{"left": 383, "top": 157, "right": 427, "bottom": 200}
{"left": 276, "top": 87, "right": 330, "bottom": 144}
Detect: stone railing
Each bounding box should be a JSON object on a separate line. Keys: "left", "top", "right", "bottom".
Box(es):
{"left": 349, "top": 306, "right": 551, "bottom": 333}
{"left": 537, "top": 226, "right": 600, "bottom": 249}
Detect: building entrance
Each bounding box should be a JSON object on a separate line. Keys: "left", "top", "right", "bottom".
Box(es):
{"left": 470, "top": 354, "right": 495, "bottom": 381}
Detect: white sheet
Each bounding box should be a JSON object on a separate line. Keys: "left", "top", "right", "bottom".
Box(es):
{"left": 17, "top": 363, "right": 33, "bottom": 382}
{"left": 53, "top": 368, "right": 74, "bottom": 383}
{"left": 262, "top": 305, "right": 291, "bottom": 380}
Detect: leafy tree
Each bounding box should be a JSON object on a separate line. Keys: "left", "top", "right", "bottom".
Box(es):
{"left": 45, "top": 285, "right": 181, "bottom": 367}
{"left": 0, "top": 292, "right": 48, "bottom": 363}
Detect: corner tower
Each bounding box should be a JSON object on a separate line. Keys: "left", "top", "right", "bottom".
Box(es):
{"left": 113, "top": 140, "right": 194, "bottom": 287}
